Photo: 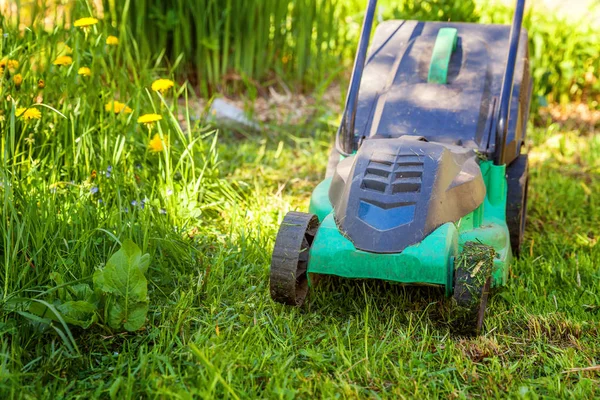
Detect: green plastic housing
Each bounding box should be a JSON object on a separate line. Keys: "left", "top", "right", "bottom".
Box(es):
{"left": 307, "top": 161, "right": 512, "bottom": 295}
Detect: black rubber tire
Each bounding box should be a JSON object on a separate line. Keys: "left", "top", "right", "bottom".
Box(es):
{"left": 506, "top": 154, "right": 529, "bottom": 257}
{"left": 270, "top": 211, "right": 319, "bottom": 307}
{"left": 451, "top": 243, "right": 494, "bottom": 336}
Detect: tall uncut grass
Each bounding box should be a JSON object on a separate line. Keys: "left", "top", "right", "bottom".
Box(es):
{"left": 478, "top": 2, "right": 600, "bottom": 106}
{"left": 0, "top": 1, "right": 238, "bottom": 345}
{"left": 7, "top": 0, "right": 599, "bottom": 106}
{"left": 107, "top": 0, "right": 358, "bottom": 93}
{"left": 118, "top": 0, "right": 600, "bottom": 107}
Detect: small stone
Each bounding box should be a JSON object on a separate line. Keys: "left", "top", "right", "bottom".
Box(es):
{"left": 208, "top": 98, "right": 260, "bottom": 133}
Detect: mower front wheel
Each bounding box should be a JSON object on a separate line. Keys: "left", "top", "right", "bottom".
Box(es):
{"left": 270, "top": 211, "right": 319, "bottom": 307}
{"left": 450, "top": 242, "right": 495, "bottom": 336}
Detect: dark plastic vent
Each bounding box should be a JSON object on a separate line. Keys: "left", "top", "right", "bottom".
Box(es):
{"left": 362, "top": 151, "right": 424, "bottom": 195}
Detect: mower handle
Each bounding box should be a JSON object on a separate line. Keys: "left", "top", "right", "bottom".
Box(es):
{"left": 336, "top": 0, "right": 526, "bottom": 163}
{"left": 336, "top": 0, "right": 378, "bottom": 156}
{"left": 494, "top": 0, "right": 526, "bottom": 165}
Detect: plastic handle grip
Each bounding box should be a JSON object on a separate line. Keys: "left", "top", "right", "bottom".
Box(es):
{"left": 427, "top": 28, "right": 458, "bottom": 84}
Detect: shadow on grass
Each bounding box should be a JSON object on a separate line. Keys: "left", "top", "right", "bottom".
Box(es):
{"left": 305, "top": 275, "right": 455, "bottom": 332}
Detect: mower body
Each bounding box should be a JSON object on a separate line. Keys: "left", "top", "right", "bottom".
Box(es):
{"left": 308, "top": 20, "right": 532, "bottom": 293}
{"left": 270, "top": 0, "right": 532, "bottom": 333}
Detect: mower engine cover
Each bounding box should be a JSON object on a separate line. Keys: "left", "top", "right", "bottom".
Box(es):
{"left": 330, "top": 136, "right": 485, "bottom": 253}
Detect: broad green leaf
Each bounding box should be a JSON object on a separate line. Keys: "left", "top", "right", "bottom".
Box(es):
{"left": 57, "top": 301, "right": 98, "bottom": 329}
{"left": 107, "top": 298, "right": 148, "bottom": 332}
{"left": 101, "top": 259, "right": 146, "bottom": 300}
{"left": 93, "top": 269, "right": 108, "bottom": 294}
{"left": 29, "top": 301, "right": 57, "bottom": 320}
{"left": 93, "top": 240, "right": 149, "bottom": 303}
{"left": 70, "top": 283, "right": 97, "bottom": 304}
{"left": 93, "top": 240, "right": 151, "bottom": 332}
{"left": 30, "top": 300, "right": 97, "bottom": 329}
{"left": 121, "top": 239, "right": 151, "bottom": 274}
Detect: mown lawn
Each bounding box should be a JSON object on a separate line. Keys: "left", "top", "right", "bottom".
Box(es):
{"left": 1, "top": 3, "right": 599, "bottom": 400}
{"left": 2, "top": 113, "right": 599, "bottom": 398}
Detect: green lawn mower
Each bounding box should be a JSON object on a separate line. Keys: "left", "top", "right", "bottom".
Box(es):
{"left": 270, "top": 0, "right": 531, "bottom": 334}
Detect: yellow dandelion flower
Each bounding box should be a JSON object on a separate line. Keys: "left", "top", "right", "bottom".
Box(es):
{"left": 151, "top": 79, "right": 174, "bottom": 93}
{"left": 13, "top": 73, "right": 23, "bottom": 88}
{"left": 16, "top": 107, "right": 42, "bottom": 121}
{"left": 78, "top": 67, "right": 92, "bottom": 77}
{"left": 137, "top": 113, "right": 162, "bottom": 124}
{"left": 0, "top": 59, "right": 18, "bottom": 74}
{"left": 149, "top": 133, "right": 167, "bottom": 152}
{"left": 73, "top": 17, "right": 99, "bottom": 28}
{"left": 7, "top": 59, "right": 19, "bottom": 72}
{"left": 105, "top": 101, "right": 133, "bottom": 114}
{"left": 106, "top": 36, "right": 119, "bottom": 46}
{"left": 53, "top": 56, "right": 73, "bottom": 66}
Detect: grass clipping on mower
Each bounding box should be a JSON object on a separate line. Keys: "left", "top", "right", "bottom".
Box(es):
{"left": 451, "top": 241, "right": 496, "bottom": 335}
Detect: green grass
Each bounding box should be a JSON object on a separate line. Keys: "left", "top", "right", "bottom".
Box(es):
{"left": 105, "top": 0, "right": 357, "bottom": 94}
{"left": 13, "top": 0, "right": 599, "bottom": 105}
{"left": 2, "top": 114, "right": 600, "bottom": 397}
{"left": 1, "top": 3, "right": 600, "bottom": 399}
{"left": 478, "top": 1, "right": 600, "bottom": 108}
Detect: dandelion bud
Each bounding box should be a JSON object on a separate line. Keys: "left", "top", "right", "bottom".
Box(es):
{"left": 13, "top": 73, "right": 22, "bottom": 89}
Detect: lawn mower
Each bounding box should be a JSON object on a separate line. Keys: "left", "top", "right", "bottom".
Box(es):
{"left": 270, "top": 0, "right": 531, "bottom": 334}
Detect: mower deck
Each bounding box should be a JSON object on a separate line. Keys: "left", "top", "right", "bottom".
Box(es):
{"left": 308, "top": 160, "right": 512, "bottom": 293}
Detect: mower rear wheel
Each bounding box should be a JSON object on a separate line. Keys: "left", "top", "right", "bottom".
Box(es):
{"left": 451, "top": 243, "right": 494, "bottom": 336}
{"left": 506, "top": 154, "right": 529, "bottom": 256}
{"left": 270, "top": 211, "right": 319, "bottom": 307}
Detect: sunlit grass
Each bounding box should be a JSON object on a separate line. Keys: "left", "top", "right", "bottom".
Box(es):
{"left": 0, "top": 0, "right": 237, "bottom": 351}
{"left": 5, "top": 0, "right": 600, "bottom": 106}
{"left": 0, "top": 1, "right": 598, "bottom": 398}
